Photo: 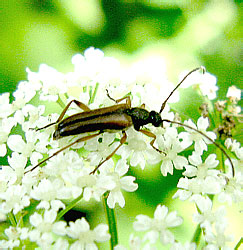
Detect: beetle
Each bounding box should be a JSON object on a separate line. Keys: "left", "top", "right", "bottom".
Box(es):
{"left": 26, "top": 66, "right": 234, "bottom": 176}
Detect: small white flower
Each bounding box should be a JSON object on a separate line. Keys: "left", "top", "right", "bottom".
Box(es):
{"left": 12, "top": 80, "right": 37, "bottom": 109}
{"left": 148, "top": 127, "right": 188, "bottom": 176}
{"left": 71, "top": 47, "right": 121, "bottom": 87}
{"left": 179, "top": 117, "right": 216, "bottom": 154}
{"left": 0, "top": 226, "right": 28, "bottom": 248}
{"left": 226, "top": 85, "right": 241, "bottom": 101}
{"left": 43, "top": 150, "right": 84, "bottom": 179}
{"left": 106, "top": 159, "right": 138, "bottom": 208}
{"left": 0, "top": 117, "right": 16, "bottom": 157}
{"left": 29, "top": 210, "right": 66, "bottom": 247}
{"left": 117, "top": 128, "right": 152, "bottom": 170}
{"left": 183, "top": 152, "right": 220, "bottom": 179}
{"left": 179, "top": 70, "right": 218, "bottom": 100}
{"left": 217, "top": 173, "right": 243, "bottom": 204}
{"left": 66, "top": 217, "right": 110, "bottom": 250}
{"left": 224, "top": 138, "right": 242, "bottom": 175}
{"left": 133, "top": 205, "right": 183, "bottom": 245}
{"left": 192, "top": 195, "right": 226, "bottom": 230}
{"left": 0, "top": 184, "right": 30, "bottom": 214}
{"left": 204, "top": 220, "right": 233, "bottom": 250}
{"left": 225, "top": 138, "right": 241, "bottom": 153}
{"left": 21, "top": 104, "right": 46, "bottom": 131}
{"left": 173, "top": 176, "right": 221, "bottom": 201}
{"left": 1, "top": 152, "right": 27, "bottom": 185}
{"left": 0, "top": 93, "right": 14, "bottom": 118}
{"left": 85, "top": 132, "right": 118, "bottom": 170}
{"left": 33, "top": 64, "right": 67, "bottom": 101}
{"left": 30, "top": 178, "right": 70, "bottom": 210}
{"left": 7, "top": 130, "right": 43, "bottom": 165}
{"left": 62, "top": 166, "right": 115, "bottom": 201}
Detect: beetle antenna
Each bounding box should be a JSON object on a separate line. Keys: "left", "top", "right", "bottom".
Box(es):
{"left": 162, "top": 119, "right": 235, "bottom": 177}
{"left": 159, "top": 66, "right": 206, "bottom": 114}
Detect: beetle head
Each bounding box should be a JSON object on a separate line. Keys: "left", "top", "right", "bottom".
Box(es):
{"left": 149, "top": 111, "right": 162, "bottom": 127}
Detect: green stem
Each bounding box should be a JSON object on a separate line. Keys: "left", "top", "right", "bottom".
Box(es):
{"left": 64, "top": 93, "right": 69, "bottom": 100}
{"left": 220, "top": 144, "right": 226, "bottom": 173}
{"left": 89, "top": 83, "right": 99, "bottom": 104}
{"left": 56, "top": 193, "right": 83, "bottom": 221}
{"left": 8, "top": 212, "right": 17, "bottom": 227}
{"left": 15, "top": 211, "right": 27, "bottom": 228}
{"left": 103, "top": 193, "right": 118, "bottom": 249}
{"left": 235, "top": 237, "right": 242, "bottom": 249}
{"left": 57, "top": 96, "right": 66, "bottom": 109}
{"left": 191, "top": 224, "right": 202, "bottom": 246}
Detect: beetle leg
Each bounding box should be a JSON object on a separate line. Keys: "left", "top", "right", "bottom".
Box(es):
{"left": 35, "top": 99, "right": 91, "bottom": 131}
{"left": 25, "top": 131, "right": 102, "bottom": 174}
{"left": 139, "top": 129, "right": 166, "bottom": 155}
{"left": 90, "top": 131, "right": 127, "bottom": 175}
{"left": 106, "top": 89, "right": 131, "bottom": 107}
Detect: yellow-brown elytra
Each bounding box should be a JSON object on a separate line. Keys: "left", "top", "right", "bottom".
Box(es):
{"left": 25, "top": 67, "right": 234, "bottom": 176}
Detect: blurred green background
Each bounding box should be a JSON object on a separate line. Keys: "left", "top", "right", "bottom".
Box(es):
{"left": 0, "top": 0, "right": 241, "bottom": 96}
{"left": 0, "top": 0, "right": 242, "bottom": 248}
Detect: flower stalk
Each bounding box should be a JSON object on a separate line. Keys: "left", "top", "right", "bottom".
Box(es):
{"left": 7, "top": 212, "right": 17, "bottom": 227}
{"left": 56, "top": 193, "right": 83, "bottom": 221}
{"left": 191, "top": 224, "right": 202, "bottom": 246}
{"left": 103, "top": 193, "right": 118, "bottom": 249}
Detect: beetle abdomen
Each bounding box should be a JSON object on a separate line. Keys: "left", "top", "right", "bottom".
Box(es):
{"left": 53, "top": 111, "right": 133, "bottom": 139}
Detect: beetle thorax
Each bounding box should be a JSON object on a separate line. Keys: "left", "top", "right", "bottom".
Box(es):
{"left": 126, "top": 108, "right": 162, "bottom": 131}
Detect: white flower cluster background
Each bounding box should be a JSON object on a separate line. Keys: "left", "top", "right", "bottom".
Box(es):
{"left": 0, "top": 47, "right": 242, "bottom": 249}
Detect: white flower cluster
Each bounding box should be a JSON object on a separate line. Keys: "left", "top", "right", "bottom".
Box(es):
{"left": 0, "top": 209, "right": 110, "bottom": 249}
{"left": 0, "top": 47, "right": 242, "bottom": 249}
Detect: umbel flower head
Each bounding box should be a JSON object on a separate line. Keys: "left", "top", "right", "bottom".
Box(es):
{"left": 0, "top": 47, "right": 241, "bottom": 249}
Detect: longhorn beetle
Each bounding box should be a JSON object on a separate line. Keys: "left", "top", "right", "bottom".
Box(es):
{"left": 26, "top": 67, "right": 234, "bottom": 176}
